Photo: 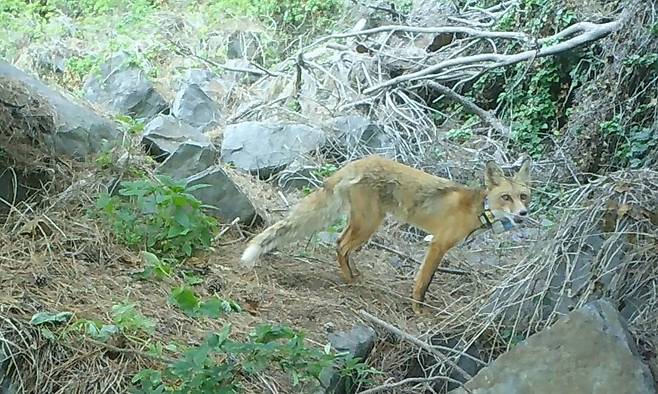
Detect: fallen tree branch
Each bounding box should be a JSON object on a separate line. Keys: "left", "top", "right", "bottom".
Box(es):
{"left": 369, "top": 241, "right": 470, "bottom": 276}
{"left": 359, "top": 310, "right": 474, "bottom": 382}
{"left": 358, "top": 375, "right": 465, "bottom": 394}
{"left": 426, "top": 81, "right": 510, "bottom": 137}
{"left": 167, "top": 38, "right": 282, "bottom": 77}
{"left": 306, "top": 25, "right": 531, "bottom": 53}
{"left": 363, "top": 14, "right": 628, "bottom": 94}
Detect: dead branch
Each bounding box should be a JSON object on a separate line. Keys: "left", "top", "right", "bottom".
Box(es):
{"left": 426, "top": 81, "right": 510, "bottom": 138}
{"left": 305, "top": 25, "right": 531, "bottom": 53}
{"left": 369, "top": 240, "right": 470, "bottom": 276}
{"left": 358, "top": 375, "right": 465, "bottom": 394}
{"left": 359, "top": 310, "right": 473, "bottom": 382}
{"left": 363, "top": 14, "right": 628, "bottom": 94}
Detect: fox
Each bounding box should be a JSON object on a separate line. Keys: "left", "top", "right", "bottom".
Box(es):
{"left": 240, "top": 155, "right": 532, "bottom": 313}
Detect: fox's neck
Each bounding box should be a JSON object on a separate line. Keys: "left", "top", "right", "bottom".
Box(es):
{"left": 463, "top": 188, "right": 490, "bottom": 232}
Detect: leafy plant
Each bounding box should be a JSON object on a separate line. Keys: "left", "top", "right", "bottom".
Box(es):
{"left": 115, "top": 114, "right": 146, "bottom": 135}
{"left": 311, "top": 163, "right": 338, "bottom": 179}
{"left": 95, "top": 176, "right": 218, "bottom": 260}
{"left": 169, "top": 286, "right": 242, "bottom": 319}
{"left": 599, "top": 116, "right": 658, "bottom": 168}
{"left": 111, "top": 302, "right": 156, "bottom": 335}
{"left": 133, "top": 251, "right": 175, "bottom": 281}
{"left": 253, "top": 0, "right": 342, "bottom": 33}
{"left": 132, "top": 323, "right": 379, "bottom": 393}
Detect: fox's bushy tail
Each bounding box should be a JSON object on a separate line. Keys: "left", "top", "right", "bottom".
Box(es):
{"left": 240, "top": 180, "right": 350, "bottom": 268}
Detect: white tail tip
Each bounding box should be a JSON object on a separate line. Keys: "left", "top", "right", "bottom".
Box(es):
{"left": 240, "top": 244, "right": 262, "bottom": 269}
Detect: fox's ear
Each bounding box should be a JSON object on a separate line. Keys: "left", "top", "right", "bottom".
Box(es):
{"left": 484, "top": 161, "right": 505, "bottom": 188}
{"left": 514, "top": 156, "right": 532, "bottom": 185}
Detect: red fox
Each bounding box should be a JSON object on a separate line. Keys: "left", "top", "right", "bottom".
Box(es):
{"left": 240, "top": 155, "right": 532, "bottom": 313}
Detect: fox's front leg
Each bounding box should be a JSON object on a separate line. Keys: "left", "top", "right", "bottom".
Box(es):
{"left": 412, "top": 238, "right": 449, "bottom": 314}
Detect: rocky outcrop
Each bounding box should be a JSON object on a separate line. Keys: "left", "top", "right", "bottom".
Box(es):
{"left": 450, "top": 299, "right": 656, "bottom": 394}
{"left": 185, "top": 166, "right": 259, "bottom": 224}
{"left": 83, "top": 52, "right": 168, "bottom": 122}
{"left": 221, "top": 121, "right": 326, "bottom": 178}
{"left": 0, "top": 60, "right": 123, "bottom": 159}
{"left": 141, "top": 114, "right": 212, "bottom": 161}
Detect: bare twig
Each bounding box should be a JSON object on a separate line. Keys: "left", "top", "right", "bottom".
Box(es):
{"left": 358, "top": 375, "right": 465, "bottom": 394}
{"left": 166, "top": 38, "right": 282, "bottom": 77}
{"left": 359, "top": 310, "right": 474, "bottom": 382}
{"left": 369, "top": 241, "right": 470, "bottom": 276}
{"left": 308, "top": 25, "right": 531, "bottom": 48}
{"left": 426, "top": 81, "right": 510, "bottom": 137}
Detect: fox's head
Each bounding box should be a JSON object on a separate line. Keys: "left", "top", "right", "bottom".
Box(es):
{"left": 484, "top": 157, "right": 532, "bottom": 225}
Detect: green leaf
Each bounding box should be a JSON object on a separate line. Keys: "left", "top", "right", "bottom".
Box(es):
{"left": 30, "top": 311, "right": 73, "bottom": 326}
{"left": 198, "top": 297, "right": 225, "bottom": 319}
{"left": 141, "top": 251, "right": 161, "bottom": 266}
{"left": 40, "top": 327, "right": 55, "bottom": 340}
{"left": 170, "top": 286, "right": 200, "bottom": 314}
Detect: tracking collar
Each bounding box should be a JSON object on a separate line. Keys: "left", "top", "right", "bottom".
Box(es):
{"left": 478, "top": 197, "right": 514, "bottom": 235}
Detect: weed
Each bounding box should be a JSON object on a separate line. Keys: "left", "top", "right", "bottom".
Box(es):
{"left": 132, "top": 323, "right": 379, "bottom": 393}
{"left": 169, "top": 285, "right": 242, "bottom": 319}
{"left": 599, "top": 116, "right": 658, "bottom": 168}
{"left": 65, "top": 54, "right": 101, "bottom": 81}
{"left": 133, "top": 251, "right": 175, "bottom": 281}
{"left": 311, "top": 163, "right": 338, "bottom": 178}
{"left": 94, "top": 176, "right": 218, "bottom": 260}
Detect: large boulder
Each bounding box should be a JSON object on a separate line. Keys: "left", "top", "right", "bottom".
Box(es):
{"left": 156, "top": 142, "right": 218, "bottom": 180}
{"left": 171, "top": 69, "right": 229, "bottom": 131}
{"left": 141, "top": 114, "right": 212, "bottom": 161}
{"left": 318, "top": 325, "right": 377, "bottom": 394}
{"left": 221, "top": 121, "right": 326, "bottom": 178}
{"left": 327, "top": 115, "right": 396, "bottom": 158}
{"left": 0, "top": 60, "right": 123, "bottom": 159}
{"left": 450, "top": 299, "right": 656, "bottom": 394}
{"left": 83, "top": 52, "right": 168, "bottom": 122}
{"left": 185, "top": 165, "right": 259, "bottom": 224}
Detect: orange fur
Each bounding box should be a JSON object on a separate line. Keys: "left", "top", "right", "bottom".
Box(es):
{"left": 240, "top": 155, "right": 532, "bottom": 313}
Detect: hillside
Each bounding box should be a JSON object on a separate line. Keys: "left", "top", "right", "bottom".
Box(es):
{"left": 0, "top": 0, "right": 656, "bottom": 393}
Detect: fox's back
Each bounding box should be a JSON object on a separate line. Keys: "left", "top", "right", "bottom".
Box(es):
{"left": 325, "top": 156, "right": 471, "bottom": 222}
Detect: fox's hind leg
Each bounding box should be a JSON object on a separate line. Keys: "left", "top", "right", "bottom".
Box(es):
{"left": 336, "top": 196, "right": 384, "bottom": 283}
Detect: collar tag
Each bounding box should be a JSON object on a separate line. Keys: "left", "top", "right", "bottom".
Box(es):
{"left": 491, "top": 217, "right": 514, "bottom": 234}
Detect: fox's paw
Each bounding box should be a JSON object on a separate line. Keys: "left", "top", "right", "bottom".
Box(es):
{"left": 411, "top": 301, "right": 430, "bottom": 316}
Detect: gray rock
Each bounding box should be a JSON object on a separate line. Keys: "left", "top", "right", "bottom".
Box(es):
{"left": 480, "top": 231, "right": 628, "bottom": 330}
{"left": 157, "top": 142, "right": 218, "bottom": 180}
{"left": 221, "top": 121, "right": 327, "bottom": 178}
{"left": 83, "top": 52, "right": 168, "bottom": 122}
{"left": 328, "top": 115, "right": 396, "bottom": 158}
{"left": 276, "top": 158, "right": 324, "bottom": 190}
{"left": 318, "top": 325, "right": 377, "bottom": 394}
{"left": 185, "top": 165, "right": 259, "bottom": 224}
{"left": 406, "top": 336, "right": 485, "bottom": 392}
{"left": 174, "top": 69, "right": 235, "bottom": 106}
{"left": 0, "top": 344, "right": 18, "bottom": 394}
{"left": 0, "top": 60, "right": 123, "bottom": 159}
{"left": 328, "top": 325, "right": 376, "bottom": 360}
{"left": 223, "top": 59, "right": 261, "bottom": 85}
{"left": 142, "top": 114, "right": 212, "bottom": 161}
{"left": 226, "top": 31, "right": 263, "bottom": 64}
{"left": 172, "top": 83, "right": 222, "bottom": 131}
{"left": 450, "top": 299, "right": 656, "bottom": 394}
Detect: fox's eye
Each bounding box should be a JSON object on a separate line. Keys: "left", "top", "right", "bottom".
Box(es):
{"left": 520, "top": 193, "right": 528, "bottom": 201}
{"left": 501, "top": 194, "right": 512, "bottom": 201}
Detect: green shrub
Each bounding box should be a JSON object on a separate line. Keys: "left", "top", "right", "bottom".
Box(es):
{"left": 95, "top": 176, "right": 218, "bottom": 260}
